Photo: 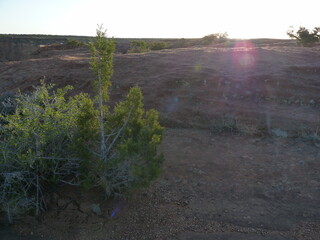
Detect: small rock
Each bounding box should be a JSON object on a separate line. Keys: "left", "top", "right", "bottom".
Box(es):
{"left": 160, "top": 180, "right": 169, "bottom": 186}
{"left": 91, "top": 204, "right": 102, "bottom": 216}
{"left": 272, "top": 128, "right": 288, "bottom": 138}
{"left": 309, "top": 99, "right": 315, "bottom": 105}
{"left": 174, "top": 178, "right": 182, "bottom": 184}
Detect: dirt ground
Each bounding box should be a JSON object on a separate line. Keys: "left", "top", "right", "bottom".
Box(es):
{"left": 0, "top": 40, "right": 320, "bottom": 239}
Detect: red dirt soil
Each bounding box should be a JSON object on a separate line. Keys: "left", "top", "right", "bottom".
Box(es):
{"left": 0, "top": 41, "right": 320, "bottom": 239}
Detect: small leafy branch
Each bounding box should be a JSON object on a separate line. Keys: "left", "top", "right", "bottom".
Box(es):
{"left": 89, "top": 26, "right": 116, "bottom": 163}
{"left": 287, "top": 26, "right": 320, "bottom": 47}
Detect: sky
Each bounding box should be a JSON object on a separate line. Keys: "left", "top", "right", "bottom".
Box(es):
{"left": 0, "top": 0, "right": 319, "bottom": 39}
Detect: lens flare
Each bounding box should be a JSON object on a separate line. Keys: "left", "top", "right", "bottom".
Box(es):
{"left": 232, "top": 41, "right": 257, "bottom": 70}
{"left": 111, "top": 207, "right": 120, "bottom": 217}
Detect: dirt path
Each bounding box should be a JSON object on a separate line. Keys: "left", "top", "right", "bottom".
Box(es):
{"left": 11, "top": 129, "right": 320, "bottom": 240}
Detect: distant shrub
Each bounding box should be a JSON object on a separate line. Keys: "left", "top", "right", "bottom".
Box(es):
{"left": 287, "top": 27, "right": 320, "bottom": 47}
{"left": 202, "top": 32, "right": 228, "bottom": 45}
{"left": 167, "top": 38, "right": 191, "bottom": 49}
{"left": 148, "top": 41, "right": 168, "bottom": 50}
{"left": 66, "top": 38, "right": 86, "bottom": 48}
{"left": 128, "top": 40, "right": 150, "bottom": 53}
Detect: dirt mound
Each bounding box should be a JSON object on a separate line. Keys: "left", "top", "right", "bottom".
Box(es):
{"left": 1, "top": 42, "right": 319, "bottom": 133}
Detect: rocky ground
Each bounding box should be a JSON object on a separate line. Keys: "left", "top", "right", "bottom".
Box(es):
{"left": 0, "top": 40, "right": 319, "bottom": 239}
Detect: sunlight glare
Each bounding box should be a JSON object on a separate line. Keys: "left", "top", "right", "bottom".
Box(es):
{"left": 232, "top": 41, "right": 257, "bottom": 70}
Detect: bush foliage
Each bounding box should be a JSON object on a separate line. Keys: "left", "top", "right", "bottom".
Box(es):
{"left": 202, "top": 32, "right": 228, "bottom": 45}
{"left": 287, "top": 26, "right": 320, "bottom": 47}
{"left": 0, "top": 28, "right": 164, "bottom": 223}
{"left": 66, "top": 38, "right": 87, "bottom": 48}
{"left": 148, "top": 41, "right": 168, "bottom": 50}
{"left": 128, "top": 40, "right": 168, "bottom": 53}
{"left": 128, "top": 40, "right": 150, "bottom": 53}
{"left": 0, "top": 83, "right": 88, "bottom": 221}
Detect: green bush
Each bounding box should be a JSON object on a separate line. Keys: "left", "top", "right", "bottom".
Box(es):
{"left": 66, "top": 38, "right": 86, "bottom": 48}
{"left": 128, "top": 40, "right": 150, "bottom": 53}
{"left": 201, "top": 32, "right": 228, "bottom": 45}
{"left": 168, "top": 38, "right": 191, "bottom": 48}
{"left": 148, "top": 41, "right": 168, "bottom": 50}
{"left": 102, "top": 87, "right": 164, "bottom": 195}
{"left": 287, "top": 27, "right": 320, "bottom": 47}
{"left": 0, "top": 83, "right": 90, "bottom": 222}
{"left": 0, "top": 28, "right": 164, "bottom": 223}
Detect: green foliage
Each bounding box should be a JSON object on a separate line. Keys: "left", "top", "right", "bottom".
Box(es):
{"left": 202, "top": 32, "right": 228, "bottom": 45}
{"left": 0, "top": 27, "right": 164, "bottom": 222}
{"left": 89, "top": 27, "right": 116, "bottom": 102}
{"left": 128, "top": 40, "right": 150, "bottom": 53}
{"left": 87, "top": 27, "right": 164, "bottom": 192}
{"left": 0, "top": 82, "right": 91, "bottom": 222}
{"left": 148, "top": 41, "right": 168, "bottom": 50}
{"left": 66, "top": 38, "right": 86, "bottom": 48}
{"left": 287, "top": 26, "right": 320, "bottom": 47}
{"left": 102, "top": 87, "right": 164, "bottom": 194}
{"left": 168, "top": 38, "right": 190, "bottom": 48}
{"left": 128, "top": 40, "right": 168, "bottom": 53}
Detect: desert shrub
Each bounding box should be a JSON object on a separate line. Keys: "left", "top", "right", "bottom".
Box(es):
{"left": 87, "top": 26, "right": 164, "bottom": 195}
{"left": 148, "top": 41, "right": 168, "bottom": 50}
{"left": 168, "top": 38, "right": 191, "bottom": 48}
{"left": 202, "top": 32, "right": 228, "bottom": 45}
{"left": 0, "top": 27, "right": 164, "bottom": 222}
{"left": 287, "top": 27, "right": 320, "bottom": 47}
{"left": 0, "top": 82, "right": 90, "bottom": 222}
{"left": 101, "top": 87, "right": 164, "bottom": 195}
{"left": 66, "top": 38, "right": 86, "bottom": 48}
{"left": 128, "top": 40, "right": 150, "bottom": 53}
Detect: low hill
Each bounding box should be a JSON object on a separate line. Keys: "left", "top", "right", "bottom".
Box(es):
{"left": 0, "top": 37, "right": 319, "bottom": 239}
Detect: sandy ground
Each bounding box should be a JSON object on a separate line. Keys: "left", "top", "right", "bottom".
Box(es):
{"left": 0, "top": 40, "right": 320, "bottom": 239}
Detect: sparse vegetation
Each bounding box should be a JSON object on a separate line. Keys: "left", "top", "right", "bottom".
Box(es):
{"left": 148, "top": 41, "right": 168, "bottom": 50}
{"left": 1, "top": 27, "right": 320, "bottom": 239}
{"left": 128, "top": 40, "right": 168, "bottom": 53}
{"left": 201, "top": 32, "right": 228, "bottom": 45}
{"left": 287, "top": 26, "right": 320, "bottom": 47}
{"left": 66, "top": 38, "right": 87, "bottom": 48}
{"left": 128, "top": 40, "right": 150, "bottom": 53}
{"left": 0, "top": 27, "right": 164, "bottom": 223}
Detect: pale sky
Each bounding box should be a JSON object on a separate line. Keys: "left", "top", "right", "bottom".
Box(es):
{"left": 0, "top": 0, "right": 319, "bottom": 39}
